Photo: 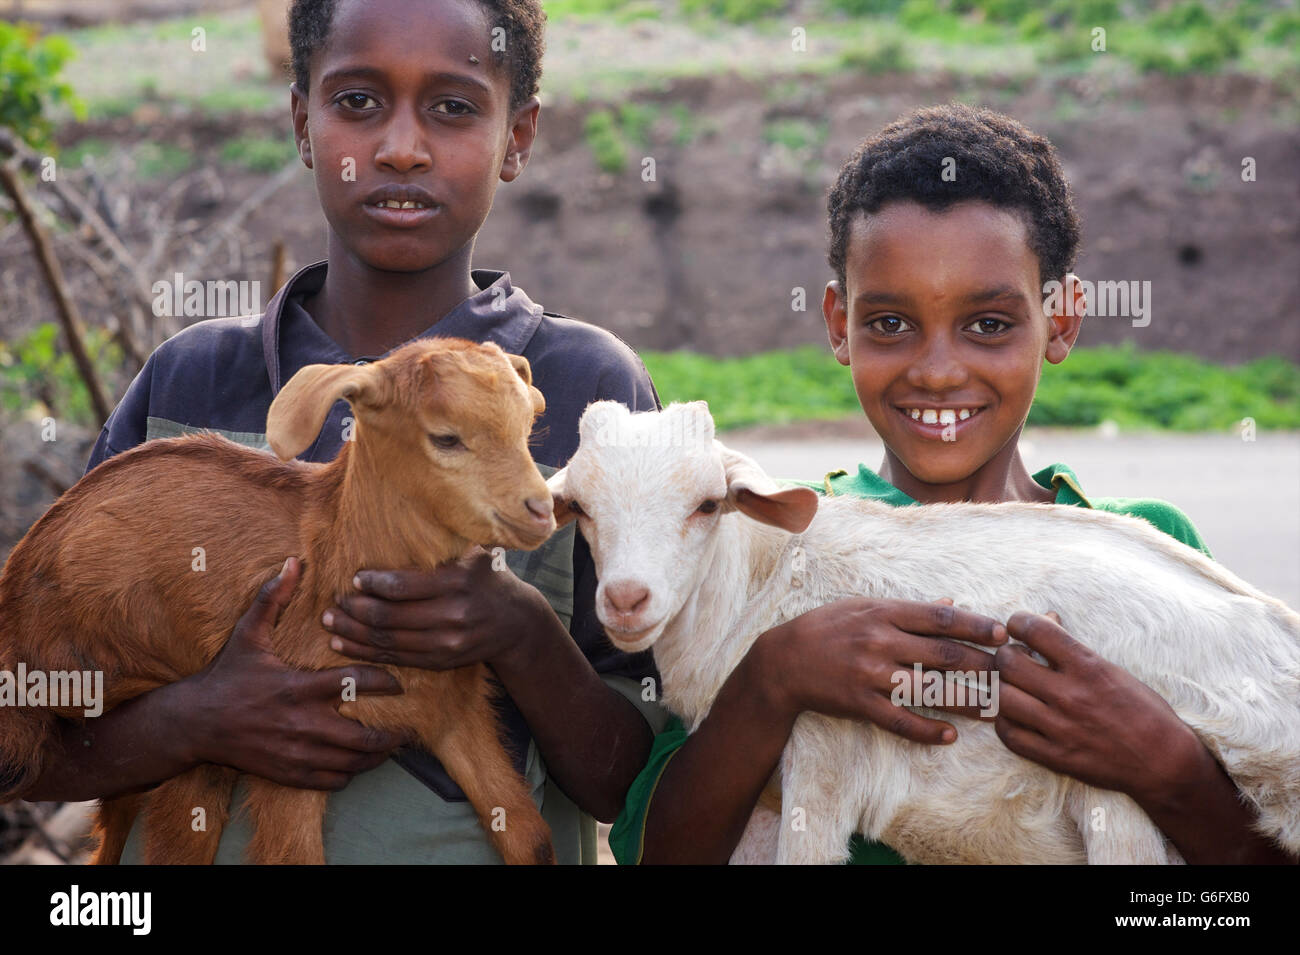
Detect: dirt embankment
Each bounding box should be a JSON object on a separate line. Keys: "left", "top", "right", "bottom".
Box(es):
{"left": 40, "top": 69, "right": 1295, "bottom": 363}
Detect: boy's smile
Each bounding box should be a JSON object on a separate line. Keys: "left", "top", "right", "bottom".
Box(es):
{"left": 290, "top": 0, "right": 536, "bottom": 275}
{"left": 824, "top": 200, "right": 1082, "bottom": 504}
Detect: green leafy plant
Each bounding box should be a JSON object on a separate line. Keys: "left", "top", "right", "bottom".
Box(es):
{"left": 680, "top": 0, "right": 789, "bottom": 25}
{"left": 642, "top": 344, "right": 1300, "bottom": 433}
{"left": 583, "top": 109, "right": 628, "bottom": 173}
{"left": 0, "top": 21, "right": 85, "bottom": 148}
{"left": 0, "top": 322, "right": 123, "bottom": 426}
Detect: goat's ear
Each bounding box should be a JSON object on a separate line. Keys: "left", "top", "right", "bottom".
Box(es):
{"left": 507, "top": 352, "right": 533, "bottom": 386}
{"left": 267, "top": 362, "right": 383, "bottom": 461}
{"left": 718, "top": 442, "right": 818, "bottom": 534}
{"left": 546, "top": 467, "right": 579, "bottom": 528}
{"left": 506, "top": 353, "right": 546, "bottom": 416}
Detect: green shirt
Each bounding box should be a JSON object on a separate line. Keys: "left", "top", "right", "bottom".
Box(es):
{"left": 609, "top": 461, "right": 1212, "bottom": 865}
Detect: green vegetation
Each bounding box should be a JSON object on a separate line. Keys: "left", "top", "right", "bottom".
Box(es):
{"left": 644, "top": 346, "right": 861, "bottom": 431}
{"left": 59, "top": 9, "right": 273, "bottom": 123}
{"left": 583, "top": 103, "right": 696, "bottom": 173}
{"left": 643, "top": 344, "right": 1300, "bottom": 433}
{"left": 583, "top": 109, "right": 628, "bottom": 173}
{"left": 220, "top": 133, "right": 298, "bottom": 173}
{"left": 0, "top": 323, "right": 123, "bottom": 427}
{"left": 0, "top": 21, "right": 84, "bottom": 148}
{"left": 763, "top": 116, "right": 828, "bottom": 152}
{"left": 543, "top": 0, "right": 661, "bottom": 21}
{"left": 680, "top": 0, "right": 789, "bottom": 25}
{"left": 133, "top": 142, "right": 193, "bottom": 179}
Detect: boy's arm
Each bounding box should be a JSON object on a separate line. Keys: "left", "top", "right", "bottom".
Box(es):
{"left": 324, "top": 551, "right": 656, "bottom": 822}
{"left": 624, "top": 598, "right": 1008, "bottom": 863}
{"left": 996, "top": 610, "right": 1297, "bottom": 864}
{"left": 319, "top": 344, "right": 663, "bottom": 821}
{"left": 19, "top": 559, "right": 405, "bottom": 803}
{"left": 21, "top": 363, "right": 405, "bottom": 804}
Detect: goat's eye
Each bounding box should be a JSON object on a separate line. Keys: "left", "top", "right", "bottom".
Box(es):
{"left": 568, "top": 500, "right": 586, "bottom": 516}
{"left": 697, "top": 499, "right": 719, "bottom": 514}
{"left": 429, "top": 433, "right": 462, "bottom": 450}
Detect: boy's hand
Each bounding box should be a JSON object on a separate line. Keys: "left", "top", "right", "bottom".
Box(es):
{"left": 755, "top": 596, "right": 1008, "bottom": 745}
{"left": 992, "top": 610, "right": 1204, "bottom": 803}
{"left": 187, "top": 557, "right": 409, "bottom": 790}
{"left": 321, "top": 549, "right": 552, "bottom": 672}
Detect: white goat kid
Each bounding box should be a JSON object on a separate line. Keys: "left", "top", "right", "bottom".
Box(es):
{"left": 548, "top": 400, "right": 1300, "bottom": 865}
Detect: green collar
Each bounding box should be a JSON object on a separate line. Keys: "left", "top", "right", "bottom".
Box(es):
{"left": 809, "top": 462, "right": 1094, "bottom": 508}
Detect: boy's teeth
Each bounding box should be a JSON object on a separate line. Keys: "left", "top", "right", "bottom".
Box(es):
{"left": 377, "top": 200, "right": 426, "bottom": 209}
{"left": 906, "top": 408, "right": 979, "bottom": 424}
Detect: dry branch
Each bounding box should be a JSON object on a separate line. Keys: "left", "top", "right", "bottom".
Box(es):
{"left": 0, "top": 160, "right": 112, "bottom": 426}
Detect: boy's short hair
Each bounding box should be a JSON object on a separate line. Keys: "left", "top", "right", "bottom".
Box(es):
{"left": 288, "top": 0, "right": 546, "bottom": 111}
{"left": 827, "top": 103, "right": 1081, "bottom": 291}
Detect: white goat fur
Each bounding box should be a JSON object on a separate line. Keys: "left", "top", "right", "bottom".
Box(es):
{"left": 548, "top": 401, "right": 1300, "bottom": 864}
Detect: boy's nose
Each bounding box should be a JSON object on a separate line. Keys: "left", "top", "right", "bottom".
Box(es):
{"left": 375, "top": 109, "right": 433, "bottom": 173}
{"left": 908, "top": 344, "right": 969, "bottom": 393}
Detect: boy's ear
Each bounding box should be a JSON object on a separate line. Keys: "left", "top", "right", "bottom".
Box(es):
{"left": 290, "top": 83, "right": 313, "bottom": 169}
{"left": 823, "top": 281, "right": 851, "bottom": 366}
{"left": 500, "top": 96, "right": 540, "bottom": 183}
{"left": 1044, "top": 273, "right": 1086, "bottom": 365}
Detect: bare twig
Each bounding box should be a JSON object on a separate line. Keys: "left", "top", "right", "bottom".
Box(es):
{"left": 61, "top": 234, "right": 146, "bottom": 369}
{"left": 183, "top": 158, "right": 301, "bottom": 277}
{"left": 0, "top": 160, "right": 112, "bottom": 426}
{"left": 0, "top": 127, "right": 155, "bottom": 320}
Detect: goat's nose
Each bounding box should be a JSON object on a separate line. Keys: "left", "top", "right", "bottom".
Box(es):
{"left": 605, "top": 582, "right": 650, "bottom": 615}
{"left": 524, "top": 497, "right": 551, "bottom": 523}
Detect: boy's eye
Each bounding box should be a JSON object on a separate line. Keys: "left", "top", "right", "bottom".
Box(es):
{"left": 967, "top": 317, "right": 1011, "bottom": 335}
{"left": 865, "top": 316, "right": 911, "bottom": 336}
{"left": 339, "top": 92, "right": 380, "bottom": 110}
{"left": 433, "top": 99, "right": 474, "bottom": 116}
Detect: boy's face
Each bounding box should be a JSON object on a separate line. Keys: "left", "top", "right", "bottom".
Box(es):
{"left": 823, "top": 200, "right": 1082, "bottom": 490}
{"left": 290, "top": 0, "right": 538, "bottom": 273}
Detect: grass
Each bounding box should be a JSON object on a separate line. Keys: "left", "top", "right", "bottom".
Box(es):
{"left": 34, "top": 0, "right": 1296, "bottom": 129}
{"left": 642, "top": 344, "right": 1300, "bottom": 433}
{"left": 219, "top": 133, "right": 298, "bottom": 173}
{"left": 582, "top": 102, "right": 699, "bottom": 172}
{"left": 55, "top": 8, "right": 274, "bottom": 123}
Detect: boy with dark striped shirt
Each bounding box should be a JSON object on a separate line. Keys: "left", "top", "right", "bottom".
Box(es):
{"left": 19, "top": 0, "right": 666, "bottom": 863}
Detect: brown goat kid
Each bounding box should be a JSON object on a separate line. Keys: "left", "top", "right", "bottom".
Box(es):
{"left": 0, "top": 337, "right": 558, "bottom": 864}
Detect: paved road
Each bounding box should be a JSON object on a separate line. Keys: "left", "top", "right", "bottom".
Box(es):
{"left": 723, "top": 429, "right": 1300, "bottom": 609}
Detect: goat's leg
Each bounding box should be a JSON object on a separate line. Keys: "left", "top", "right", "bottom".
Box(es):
{"left": 774, "top": 723, "right": 858, "bottom": 865}
{"left": 1070, "top": 786, "right": 1170, "bottom": 864}
{"left": 242, "top": 779, "right": 328, "bottom": 864}
{"left": 731, "top": 804, "right": 781, "bottom": 865}
{"left": 92, "top": 793, "right": 145, "bottom": 864}
{"left": 416, "top": 697, "right": 554, "bottom": 865}
{"left": 141, "top": 764, "right": 238, "bottom": 864}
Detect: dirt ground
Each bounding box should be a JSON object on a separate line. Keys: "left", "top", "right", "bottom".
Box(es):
{"left": 7, "top": 69, "right": 1296, "bottom": 365}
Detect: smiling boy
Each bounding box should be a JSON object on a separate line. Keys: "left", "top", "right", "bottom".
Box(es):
{"left": 611, "top": 104, "right": 1296, "bottom": 865}
{"left": 13, "top": 0, "right": 665, "bottom": 864}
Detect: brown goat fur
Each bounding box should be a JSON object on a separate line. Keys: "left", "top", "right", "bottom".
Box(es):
{"left": 0, "top": 337, "right": 558, "bottom": 864}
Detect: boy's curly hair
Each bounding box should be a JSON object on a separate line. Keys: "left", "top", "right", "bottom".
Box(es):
{"left": 827, "top": 104, "right": 1080, "bottom": 291}
{"left": 288, "top": 0, "right": 546, "bottom": 112}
